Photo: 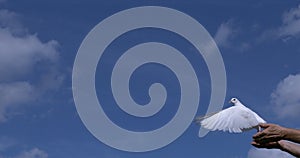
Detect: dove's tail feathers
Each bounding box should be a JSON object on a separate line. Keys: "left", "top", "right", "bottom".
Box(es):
{"left": 194, "top": 111, "right": 220, "bottom": 125}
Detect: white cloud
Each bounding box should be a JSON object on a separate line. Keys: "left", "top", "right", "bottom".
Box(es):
{"left": 0, "top": 10, "right": 19, "bottom": 26}
{"left": 260, "top": 5, "right": 300, "bottom": 42}
{"left": 0, "top": 137, "right": 48, "bottom": 158}
{"left": 248, "top": 147, "right": 294, "bottom": 158}
{"left": 271, "top": 73, "right": 300, "bottom": 119}
{"left": 15, "top": 148, "right": 48, "bottom": 158}
{"left": 0, "top": 82, "right": 36, "bottom": 122}
{"left": 0, "top": 10, "right": 24, "bottom": 34}
{"left": 0, "top": 29, "right": 59, "bottom": 82}
{"left": 0, "top": 9, "right": 59, "bottom": 83}
{"left": 214, "top": 20, "right": 250, "bottom": 51}
{"left": 0, "top": 148, "right": 48, "bottom": 158}
{"left": 279, "top": 5, "right": 300, "bottom": 38}
{"left": 0, "top": 9, "right": 64, "bottom": 122}
{"left": 214, "top": 20, "right": 236, "bottom": 48}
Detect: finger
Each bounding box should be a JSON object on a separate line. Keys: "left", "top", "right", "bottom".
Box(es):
{"left": 251, "top": 141, "right": 259, "bottom": 146}
{"left": 265, "top": 142, "right": 278, "bottom": 149}
{"left": 259, "top": 123, "right": 271, "bottom": 128}
{"left": 265, "top": 135, "right": 282, "bottom": 142}
{"left": 251, "top": 141, "right": 263, "bottom": 148}
{"left": 254, "top": 137, "right": 276, "bottom": 144}
{"left": 252, "top": 141, "right": 279, "bottom": 149}
{"left": 253, "top": 131, "right": 265, "bottom": 139}
{"left": 255, "top": 135, "right": 282, "bottom": 144}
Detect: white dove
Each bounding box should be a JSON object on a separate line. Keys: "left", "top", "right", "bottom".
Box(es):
{"left": 195, "top": 98, "right": 266, "bottom": 133}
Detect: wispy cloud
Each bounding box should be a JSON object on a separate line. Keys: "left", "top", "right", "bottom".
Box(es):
{"left": 15, "top": 148, "right": 48, "bottom": 158}
{"left": 248, "top": 147, "right": 294, "bottom": 158}
{"left": 0, "top": 9, "right": 64, "bottom": 122}
{"left": 0, "top": 82, "right": 36, "bottom": 121}
{"left": 279, "top": 4, "right": 300, "bottom": 39}
{"left": 0, "top": 148, "right": 48, "bottom": 158}
{"left": 0, "top": 29, "right": 59, "bottom": 82}
{"left": 259, "top": 4, "right": 300, "bottom": 42}
{"left": 0, "top": 10, "right": 25, "bottom": 35}
{"left": 270, "top": 73, "right": 300, "bottom": 119}
{"left": 216, "top": 4, "right": 300, "bottom": 50}
{"left": 0, "top": 137, "right": 48, "bottom": 158}
{"left": 214, "top": 20, "right": 236, "bottom": 48}
{"left": 214, "top": 20, "right": 250, "bottom": 52}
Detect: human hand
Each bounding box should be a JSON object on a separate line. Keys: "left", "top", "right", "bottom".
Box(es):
{"left": 251, "top": 139, "right": 284, "bottom": 149}
{"left": 253, "top": 123, "right": 287, "bottom": 144}
{"left": 253, "top": 124, "right": 300, "bottom": 157}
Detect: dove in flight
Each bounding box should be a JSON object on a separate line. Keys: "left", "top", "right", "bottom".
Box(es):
{"left": 195, "top": 98, "right": 266, "bottom": 133}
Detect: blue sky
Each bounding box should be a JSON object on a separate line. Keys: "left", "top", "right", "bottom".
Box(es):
{"left": 0, "top": 0, "right": 300, "bottom": 158}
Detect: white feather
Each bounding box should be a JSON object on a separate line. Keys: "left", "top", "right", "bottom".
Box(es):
{"left": 195, "top": 98, "right": 266, "bottom": 133}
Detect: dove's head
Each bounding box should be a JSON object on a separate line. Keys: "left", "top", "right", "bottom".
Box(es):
{"left": 229, "top": 98, "right": 239, "bottom": 105}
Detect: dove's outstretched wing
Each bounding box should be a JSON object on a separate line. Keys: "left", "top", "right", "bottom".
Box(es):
{"left": 196, "top": 106, "right": 266, "bottom": 133}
